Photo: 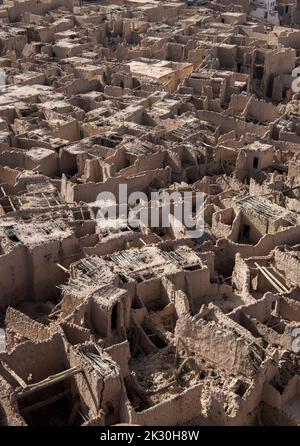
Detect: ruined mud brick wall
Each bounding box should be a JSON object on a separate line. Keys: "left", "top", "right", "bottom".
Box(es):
{"left": 0, "top": 0, "right": 299, "bottom": 427}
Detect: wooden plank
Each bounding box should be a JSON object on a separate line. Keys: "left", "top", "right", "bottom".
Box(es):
{"left": 56, "top": 263, "right": 69, "bottom": 273}
{"left": 21, "top": 390, "right": 70, "bottom": 413}
{"left": 7, "top": 196, "right": 16, "bottom": 212}
{"left": 255, "top": 263, "right": 285, "bottom": 294}
{"left": 16, "top": 366, "right": 82, "bottom": 398}
{"left": 0, "top": 186, "right": 6, "bottom": 197}
{"left": 1, "top": 361, "right": 27, "bottom": 388}
{"left": 261, "top": 266, "right": 289, "bottom": 294}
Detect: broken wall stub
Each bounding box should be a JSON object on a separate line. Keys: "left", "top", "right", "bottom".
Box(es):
{"left": 175, "top": 315, "right": 263, "bottom": 379}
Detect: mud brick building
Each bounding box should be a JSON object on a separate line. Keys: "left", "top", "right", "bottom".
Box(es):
{"left": 0, "top": 0, "right": 300, "bottom": 426}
